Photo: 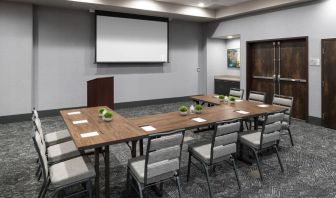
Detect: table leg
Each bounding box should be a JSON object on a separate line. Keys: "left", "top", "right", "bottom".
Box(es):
{"left": 105, "top": 146, "right": 110, "bottom": 198}
{"left": 131, "top": 140, "right": 137, "bottom": 158}
{"left": 139, "top": 139, "right": 144, "bottom": 156}
{"left": 94, "top": 148, "right": 100, "bottom": 198}
{"left": 254, "top": 117, "right": 258, "bottom": 130}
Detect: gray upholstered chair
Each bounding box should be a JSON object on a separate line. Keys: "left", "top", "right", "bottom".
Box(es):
{"left": 239, "top": 113, "right": 285, "bottom": 181}
{"left": 248, "top": 91, "right": 266, "bottom": 103}
{"left": 245, "top": 91, "right": 267, "bottom": 129}
{"left": 34, "top": 117, "right": 80, "bottom": 164}
{"left": 187, "top": 120, "right": 241, "bottom": 198}
{"left": 33, "top": 130, "right": 95, "bottom": 198}
{"left": 229, "top": 88, "right": 244, "bottom": 99}
{"left": 127, "top": 129, "right": 185, "bottom": 198}
{"left": 273, "top": 94, "right": 294, "bottom": 146}
{"left": 32, "top": 109, "right": 71, "bottom": 147}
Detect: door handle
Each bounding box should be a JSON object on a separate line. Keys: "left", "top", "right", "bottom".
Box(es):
{"left": 253, "top": 76, "right": 275, "bottom": 80}
{"left": 279, "top": 78, "right": 307, "bottom": 83}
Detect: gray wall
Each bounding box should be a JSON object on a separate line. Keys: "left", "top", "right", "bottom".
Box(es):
{"left": 0, "top": 2, "right": 204, "bottom": 116}
{"left": 35, "top": 7, "right": 203, "bottom": 111}
{"left": 206, "top": 0, "right": 336, "bottom": 118}
{"left": 205, "top": 38, "right": 240, "bottom": 93}
{"left": 0, "top": 2, "right": 33, "bottom": 116}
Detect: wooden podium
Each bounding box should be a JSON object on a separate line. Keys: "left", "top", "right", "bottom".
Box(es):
{"left": 87, "top": 77, "right": 114, "bottom": 109}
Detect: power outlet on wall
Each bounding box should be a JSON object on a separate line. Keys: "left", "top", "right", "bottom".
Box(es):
{"left": 197, "top": 67, "right": 201, "bottom": 72}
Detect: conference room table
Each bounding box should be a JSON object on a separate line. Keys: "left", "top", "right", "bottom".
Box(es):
{"left": 130, "top": 98, "right": 286, "bottom": 134}
{"left": 60, "top": 97, "right": 286, "bottom": 198}
{"left": 60, "top": 107, "right": 147, "bottom": 198}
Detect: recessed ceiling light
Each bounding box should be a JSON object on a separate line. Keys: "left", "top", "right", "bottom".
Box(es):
{"left": 227, "top": 35, "right": 233, "bottom": 39}
{"left": 198, "top": 2, "right": 205, "bottom": 7}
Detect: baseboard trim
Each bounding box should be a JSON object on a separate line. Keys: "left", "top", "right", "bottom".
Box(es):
{"left": 0, "top": 96, "right": 192, "bottom": 124}
{"left": 114, "top": 96, "right": 191, "bottom": 109}
{"left": 307, "top": 116, "right": 322, "bottom": 126}
{"left": 0, "top": 113, "right": 33, "bottom": 124}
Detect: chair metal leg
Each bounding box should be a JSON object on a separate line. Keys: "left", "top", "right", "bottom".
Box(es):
{"left": 38, "top": 170, "right": 42, "bottom": 181}
{"left": 35, "top": 164, "right": 41, "bottom": 176}
{"left": 287, "top": 128, "right": 294, "bottom": 146}
{"left": 201, "top": 163, "right": 213, "bottom": 198}
{"left": 38, "top": 180, "right": 46, "bottom": 198}
{"left": 274, "top": 145, "right": 284, "bottom": 172}
{"left": 87, "top": 180, "right": 93, "bottom": 198}
{"left": 41, "top": 179, "right": 50, "bottom": 198}
{"left": 159, "top": 182, "right": 164, "bottom": 195}
{"left": 176, "top": 176, "right": 182, "bottom": 198}
{"left": 187, "top": 153, "right": 192, "bottom": 182}
{"left": 231, "top": 156, "right": 241, "bottom": 189}
{"left": 135, "top": 180, "right": 143, "bottom": 198}
{"left": 126, "top": 168, "right": 130, "bottom": 193}
{"left": 253, "top": 150, "right": 263, "bottom": 181}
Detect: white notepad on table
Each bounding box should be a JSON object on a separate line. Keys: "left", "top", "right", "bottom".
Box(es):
{"left": 67, "top": 111, "right": 81, "bottom": 115}
{"left": 80, "top": 131, "right": 99, "bottom": 138}
{"left": 257, "top": 104, "right": 269, "bottom": 108}
{"left": 192, "top": 117, "right": 207, "bottom": 123}
{"left": 236, "top": 110, "right": 250, "bottom": 115}
{"left": 73, "top": 120, "right": 88, "bottom": 125}
{"left": 141, "top": 125, "right": 156, "bottom": 132}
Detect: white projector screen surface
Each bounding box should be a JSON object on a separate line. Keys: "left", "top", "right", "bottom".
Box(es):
{"left": 96, "top": 15, "right": 168, "bottom": 63}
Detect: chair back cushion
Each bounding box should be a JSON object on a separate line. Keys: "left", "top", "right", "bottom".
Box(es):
{"left": 145, "top": 130, "right": 184, "bottom": 184}
{"left": 34, "top": 131, "right": 48, "bottom": 177}
{"left": 248, "top": 91, "right": 266, "bottom": 102}
{"left": 210, "top": 121, "right": 240, "bottom": 164}
{"left": 229, "top": 88, "right": 244, "bottom": 99}
{"left": 273, "top": 95, "right": 294, "bottom": 116}
{"left": 260, "top": 113, "right": 284, "bottom": 148}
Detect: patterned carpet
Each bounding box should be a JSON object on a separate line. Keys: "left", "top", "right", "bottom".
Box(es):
{"left": 1, "top": 101, "right": 336, "bottom": 198}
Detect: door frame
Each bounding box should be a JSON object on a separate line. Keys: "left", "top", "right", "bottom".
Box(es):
{"left": 246, "top": 36, "right": 309, "bottom": 121}
{"left": 321, "top": 38, "right": 336, "bottom": 127}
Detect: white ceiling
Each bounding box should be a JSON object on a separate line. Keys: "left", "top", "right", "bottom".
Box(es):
{"left": 155, "top": 0, "right": 254, "bottom": 9}
{"left": 5, "top": 0, "right": 318, "bottom": 21}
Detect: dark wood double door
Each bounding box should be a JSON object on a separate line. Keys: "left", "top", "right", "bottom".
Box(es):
{"left": 247, "top": 37, "right": 308, "bottom": 120}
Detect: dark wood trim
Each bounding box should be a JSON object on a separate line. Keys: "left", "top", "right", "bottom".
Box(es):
{"left": 94, "top": 10, "right": 170, "bottom": 64}
{"left": 305, "top": 37, "right": 309, "bottom": 122}
{"left": 321, "top": 38, "right": 336, "bottom": 127}
{"left": 246, "top": 36, "right": 309, "bottom": 44}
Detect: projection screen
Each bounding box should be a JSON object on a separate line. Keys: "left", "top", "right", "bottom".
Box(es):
{"left": 96, "top": 12, "right": 169, "bottom": 63}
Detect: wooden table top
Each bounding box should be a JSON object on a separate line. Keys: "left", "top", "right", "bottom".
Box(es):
{"left": 130, "top": 100, "right": 286, "bottom": 134}
{"left": 60, "top": 106, "right": 147, "bottom": 150}
{"left": 191, "top": 95, "right": 222, "bottom": 105}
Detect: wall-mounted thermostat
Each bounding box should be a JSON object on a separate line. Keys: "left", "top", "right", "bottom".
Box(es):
{"left": 309, "top": 58, "right": 320, "bottom": 66}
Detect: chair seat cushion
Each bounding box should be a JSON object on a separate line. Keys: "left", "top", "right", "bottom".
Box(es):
{"left": 50, "top": 156, "right": 95, "bottom": 188}
{"left": 128, "top": 156, "right": 177, "bottom": 184}
{"left": 188, "top": 142, "right": 235, "bottom": 165}
{"left": 47, "top": 141, "right": 80, "bottom": 163}
{"left": 45, "top": 129, "right": 71, "bottom": 147}
{"left": 240, "top": 131, "right": 280, "bottom": 149}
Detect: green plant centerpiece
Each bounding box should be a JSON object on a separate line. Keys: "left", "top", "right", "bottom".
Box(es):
{"left": 102, "top": 111, "right": 113, "bottom": 122}
{"left": 194, "top": 104, "right": 203, "bottom": 114}
{"left": 98, "top": 107, "right": 107, "bottom": 117}
{"left": 179, "top": 105, "right": 188, "bottom": 116}
{"left": 218, "top": 95, "right": 225, "bottom": 102}
{"left": 229, "top": 96, "right": 236, "bottom": 104}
